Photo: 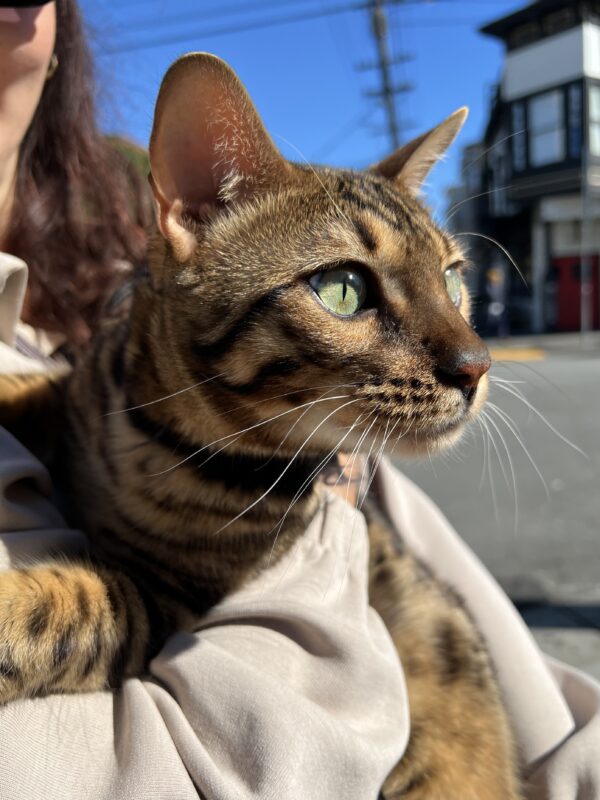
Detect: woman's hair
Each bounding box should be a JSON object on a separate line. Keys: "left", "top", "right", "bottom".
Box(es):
{"left": 6, "top": 0, "right": 153, "bottom": 345}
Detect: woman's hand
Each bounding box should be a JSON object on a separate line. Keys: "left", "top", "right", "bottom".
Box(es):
{"left": 318, "top": 453, "right": 366, "bottom": 507}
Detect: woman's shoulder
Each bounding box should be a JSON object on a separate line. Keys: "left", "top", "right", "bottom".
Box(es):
{"left": 0, "top": 253, "right": 28, "bottom": 348}
{"left": 0, "top": 254, "right": 55, "bottom": 375}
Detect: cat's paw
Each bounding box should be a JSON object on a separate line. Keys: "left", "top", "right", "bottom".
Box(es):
{"left": 0, "top": 564, "right": 117, "bottom": 703}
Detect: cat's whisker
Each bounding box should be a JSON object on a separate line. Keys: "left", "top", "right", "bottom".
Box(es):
{"left": 146, "top": 392, "right": 353, "bottom": 477}
{"left": 476, "top": 417, "right": 490, "bottom": 492}
{"left": 103, "top": 372, "right": 228, "bottom": 417}
{"left": 358, "top": 416, "right": 393, "bottom": 511}
{"left": 213, "top": 381, "right": 363, "bottom": 420}
{"left": 326, "top": 415, "right": 375, "bottom": 600}
{"left": 330, "top": 410, "right": 378, "bottom": 494}
{"left": 212, "top": 398, "right": 363, "bottom": 535}
{"left": 260, "top": 384, "right": 361, "bottom": 467}
{"left": 489, "top": 376, "right": 526, "bottom": 386}
{"left": 389, "top": 415, "right": 415, "bottom": 457}
{"left": 364, "top": 416, "right": 396, "bottom": 494}
{"left": 353, "top": 417, "right": 381, "bottom": 504}
{"left": 486, "top": 402, "right": 550, "bottom": 502}
{"left": 320, "top": 415, "right": 375, "bottom": 603}
{"left": 266, "top": 409, "right": 372, "bottom": 556}
{"left": 266, "top": 411, "right": 375, "bottom": 572}
{"left": 480, "top": 409, "right": 511, "bottom": 491}
{"left": 263, "top": 415, "right": 368, "bottom": 592}
{"left": 492, "top": 360, "right": 576, "bottom": 409}
{"left": 458, "top": 129, "right": 527, "bottom": 181}
{"left": 446, "top": 180, "right": 522, "bottom": 223}
{"left": 492, "top": 382, "right": 588, "bottom": 459}
{"left": 335, "top": 418, "right": 381, "bottom": 601}
{"left": 327, "top": 412, "right": 377, "bottom": 528}
{"left": 481, "top": 408, "right": 519, "bottom": 534}
{"left": 490, "top": 375, "right": 535, "bottom": 425}
{"left": 455, "top": 231, "right": 528, "bottom": 289}
{"left": 478, "top": 413, "right": 501, "bottom": 524}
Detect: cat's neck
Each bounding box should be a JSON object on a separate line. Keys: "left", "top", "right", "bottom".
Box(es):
{"left": 70, "top": 319, "right": 328, "bottom": 605}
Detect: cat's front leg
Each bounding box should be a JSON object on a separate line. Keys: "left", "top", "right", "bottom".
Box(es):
{"left": 0, "top": 562, "right": 147, "bottom": 703}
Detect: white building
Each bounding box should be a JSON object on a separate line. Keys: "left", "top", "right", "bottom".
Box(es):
{"left": 475, "top": 0, "right": 600, "bottom": 333}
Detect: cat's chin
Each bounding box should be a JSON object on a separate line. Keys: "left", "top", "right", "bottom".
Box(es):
{"left": 388, "top": 415, "right": 471, "bottom": 459}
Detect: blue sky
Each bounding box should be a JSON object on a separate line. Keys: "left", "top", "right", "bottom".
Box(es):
{"left": 81, "top": 0, "right": 525, "bottom": 216}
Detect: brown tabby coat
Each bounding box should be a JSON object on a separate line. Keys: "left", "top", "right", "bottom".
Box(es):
{"left": 0, "top": 54, "right": 522, "bottom": 799}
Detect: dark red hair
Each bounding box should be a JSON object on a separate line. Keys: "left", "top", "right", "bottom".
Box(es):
{"left": 6, "top": 0, "right": 153, "bottom": 345}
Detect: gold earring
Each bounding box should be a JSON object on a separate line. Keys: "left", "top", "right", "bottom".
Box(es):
{"left": 46, "top": 53, "right": 59, "bottom": 81}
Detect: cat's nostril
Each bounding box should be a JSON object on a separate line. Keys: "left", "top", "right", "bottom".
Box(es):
{"left": 435, "top": 348, "right": 491, "bottom": 403}
{"left": 462, "top": 385, "right": 477, "bottom": 404}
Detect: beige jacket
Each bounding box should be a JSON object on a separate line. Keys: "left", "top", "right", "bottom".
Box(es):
{"left": 1, "top": 254, "right": 599, "bottom": 799}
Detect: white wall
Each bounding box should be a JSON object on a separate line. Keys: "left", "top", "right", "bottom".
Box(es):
{"left": 583, "top": 23, "right": 600, "bottom": 80}
{"left": 539, "top": 194, "right": 600, "bottom": 256}
{"left": 540, "top": 194, "right": 600, "bottom": 222}
{"left": 502, "top": 26, "right": 584, "bottom": 100}
{"left": 550, "top": 219, "right": 600, "bottom": 256}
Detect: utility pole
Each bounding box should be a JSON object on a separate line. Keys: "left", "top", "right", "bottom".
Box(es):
{"left": 360, "top": 0, "right": 413, "bottom": 150}
{"left": 580, "top": 98, "right": 594, "bottom": 344}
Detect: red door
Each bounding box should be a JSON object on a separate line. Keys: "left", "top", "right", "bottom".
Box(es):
{"left": 554, "top": 256, "right": 600, "bottom": 331}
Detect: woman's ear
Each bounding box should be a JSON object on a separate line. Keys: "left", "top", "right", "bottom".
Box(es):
{"left": 149, "top": 52, "right": 291, "bottom": 260}
{"left": 370, "top": 107, "right": 468, "bottom": 194}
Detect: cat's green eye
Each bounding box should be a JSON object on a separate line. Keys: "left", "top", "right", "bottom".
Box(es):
{"left": 444, "top": 267, "right": 462, "bottom": 308}
{"left": 309, "top": 269, "right": 367, "bottom": 317}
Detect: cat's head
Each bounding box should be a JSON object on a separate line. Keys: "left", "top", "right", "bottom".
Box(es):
{"left": 145, "top": 53, "right": 490, "bottom": 460}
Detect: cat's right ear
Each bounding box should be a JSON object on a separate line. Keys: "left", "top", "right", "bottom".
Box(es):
{"left": 149, "top": 52, "right": 290, "bottom": 261}
{"left": 369, "top": 108, "right": 468, "bottom": 194}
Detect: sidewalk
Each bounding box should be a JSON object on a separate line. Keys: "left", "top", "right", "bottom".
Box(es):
{"left": 487, "top": 330, "right": 600, "bottom": 360}
{"left": 517, "top": 602, "right": 600, "bottom": 681}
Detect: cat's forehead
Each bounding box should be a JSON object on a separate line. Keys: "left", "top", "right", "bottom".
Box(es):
{"left": 308, "top": 166, "right": 463, "bottom": 265}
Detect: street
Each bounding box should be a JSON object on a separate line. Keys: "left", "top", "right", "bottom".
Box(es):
{"left": 394, "top": 338, "right": 600, "bottom": 677}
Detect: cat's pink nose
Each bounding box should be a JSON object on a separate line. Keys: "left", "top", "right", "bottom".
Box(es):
{"left": 436, "top": 348, "right": 491, "bottom": 403}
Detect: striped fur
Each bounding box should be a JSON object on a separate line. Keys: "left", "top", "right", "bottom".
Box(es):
{"left": 0, "top": 54, "right": 521, "bottom": 798}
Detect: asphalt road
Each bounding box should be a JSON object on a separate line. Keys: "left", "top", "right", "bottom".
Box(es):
{"left": 394, "top": 346, "right": 600, "bottom": 677}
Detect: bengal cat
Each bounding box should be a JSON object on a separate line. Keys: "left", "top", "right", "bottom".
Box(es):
{"left": 0, "top": 54, "right": 522, "bottom": 799}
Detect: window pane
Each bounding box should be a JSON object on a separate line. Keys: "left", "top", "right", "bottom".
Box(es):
{"left": 591, "top": 122, "right": 600, "bottom": 157}
{"left": 590, "top": 86, "right": 600, "bottom": 122}
{"left": 530, "top": 129, "right": 565, "bottom": 166}
{"left": 568, "top": 84, "right": 582, "bottom": 158}
{"left": 529, "top": 91, "right": 562, "bottom": 133}
{"left": 511, "top": 103, "right": 527, "bottom": 171}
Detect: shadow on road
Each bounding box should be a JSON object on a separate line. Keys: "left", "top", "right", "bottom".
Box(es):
{"left": 516, "top": 602, "right": 600, "bottom": 631}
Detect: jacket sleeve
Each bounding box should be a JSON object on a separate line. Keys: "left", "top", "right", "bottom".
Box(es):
{"left": 526, "top": 658, "right": 600, "bottom": 800}
{"left": 0, "top": 433, "right": 408, "bottom": 800}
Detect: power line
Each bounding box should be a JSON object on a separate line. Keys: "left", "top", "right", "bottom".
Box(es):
{"left": 105, "top": 1, "right": 483, "bottom": 55}
{"left": 117, "top": 0, "right": 328, "bottom": 34}
{"left": 311, "top": 110, "right": 373, "bottom": 161}
{"left": 106, "top": 0, "right": 368, "bottom": 54}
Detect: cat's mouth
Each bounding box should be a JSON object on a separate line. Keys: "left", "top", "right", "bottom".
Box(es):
{"left": 395, "top": 386, "right": 486, "bottom": 454}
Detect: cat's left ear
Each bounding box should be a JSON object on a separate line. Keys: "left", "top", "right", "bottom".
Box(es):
{"left": 370, "top": 107, "right": 468, "bottom": 194}
{"left": 149, "top": 52, "right": 290, "bottom": 260}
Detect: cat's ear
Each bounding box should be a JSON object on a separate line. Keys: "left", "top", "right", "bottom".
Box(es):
{"left": 370, "top": 107, "right": 468, "bottom": 194}
{"left": 149, "top": 52, "right": 290, "bottom": 260}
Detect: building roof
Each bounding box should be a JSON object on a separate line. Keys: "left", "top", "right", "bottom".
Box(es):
{"left": 480, "top": 0, "right": 592, "bottom": 44}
